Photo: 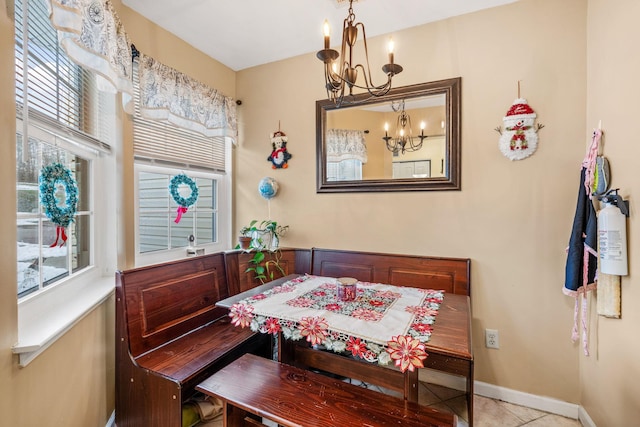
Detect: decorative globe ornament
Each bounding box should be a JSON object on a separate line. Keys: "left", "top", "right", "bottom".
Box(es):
{"left": 258, "top": 177, "right": 278, "bottom": 200}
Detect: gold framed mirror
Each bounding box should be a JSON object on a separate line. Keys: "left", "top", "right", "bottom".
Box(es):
{"left": 316, "top": 77, "right": 461, "bottom": 192}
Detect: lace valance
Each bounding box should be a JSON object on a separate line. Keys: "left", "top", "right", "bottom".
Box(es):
{"left": 326, "top": 129, "right": 368, "bottom": 163}
{"left": 137, "top": 53, "right": 238, "bottom": 142}
{"left": 46, "top": 0, "right": 134, "bottom": 113}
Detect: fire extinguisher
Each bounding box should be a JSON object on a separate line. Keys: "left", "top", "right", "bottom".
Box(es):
{"left": 597, "top": 189, "right": 629, "bottom": 276}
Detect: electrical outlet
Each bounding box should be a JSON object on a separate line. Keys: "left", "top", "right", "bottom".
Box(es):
{"left": 485, "top": 329, "right": 499, "bottom": 349}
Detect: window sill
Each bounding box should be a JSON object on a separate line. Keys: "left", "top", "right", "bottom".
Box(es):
{"left": 12, "top": 272, "right": 114, "bottom": 367}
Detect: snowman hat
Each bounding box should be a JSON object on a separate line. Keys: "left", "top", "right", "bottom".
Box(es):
{"left": 504, "top": 98, "right": 536, "bottom": 119}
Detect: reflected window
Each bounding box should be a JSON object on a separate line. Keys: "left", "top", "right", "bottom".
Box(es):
{"left": 327, "top": 159, "right": 363, "bottom": 181}
{"left": 326, "top": 129, "right": 367, "bottom": 182}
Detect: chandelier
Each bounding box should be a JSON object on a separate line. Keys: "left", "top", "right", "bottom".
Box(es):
{"left": 317, "top": 0, "right": 403, "bottom": 106}
{"left": 382, "top": 100, "right": 427, "bottom": 154}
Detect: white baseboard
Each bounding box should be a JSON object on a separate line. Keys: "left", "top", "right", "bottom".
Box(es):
{"left": 106, "top": 410, "right": 115, "bottom": 427}
{"left": 420, "top": 369, "right": 596, "bottom": 424}
{"left": 579, "top": 405, "right": 597, "bottom": 427}
{"left": 474, "top": 381, "right": 579, "bottom": 419}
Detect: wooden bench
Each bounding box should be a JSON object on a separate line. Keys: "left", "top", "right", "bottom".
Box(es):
{"left": 197, "top": 353, "right": 457, "bottom": 427}
{"left": 115, "top": 253, "right": 270, "bottom": 427}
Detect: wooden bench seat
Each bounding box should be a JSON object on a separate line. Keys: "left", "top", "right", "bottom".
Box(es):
{"left": 134, "top": 316, "right": 261, "bottom": 387}
{"left": 197, "top": 353, "right": 457, "bottom": 427}
{"left": 115, "top": 254, "right": 270, "bottom": 427}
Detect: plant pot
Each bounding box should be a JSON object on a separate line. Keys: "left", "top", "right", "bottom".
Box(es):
{"left": 250, "top": 229, "right": 278, "bottom": 251}
{"left": 238, "top": 236, "right": 252, "bottom": 250}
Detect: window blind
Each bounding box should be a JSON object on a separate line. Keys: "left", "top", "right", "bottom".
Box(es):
{"left": 132, "top": 63, "right": 226, "bottom": 173}
{"left": 15, "top": 0, "right": 112, "bottom": 151}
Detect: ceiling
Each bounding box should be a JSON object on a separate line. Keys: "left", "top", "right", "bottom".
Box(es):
{"left": 122, "top": 0, "right": 519, "bottom": 71}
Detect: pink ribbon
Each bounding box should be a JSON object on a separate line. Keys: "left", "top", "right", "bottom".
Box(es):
{"left": 174, "top": 206, "right": 188, "bottom": 223}
{"left": 50, "top": 226, "right": 68, "bottom": 247}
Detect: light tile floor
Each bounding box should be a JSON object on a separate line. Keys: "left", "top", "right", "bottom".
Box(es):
{"left": 425, "top": 382, "right": 583, "bottom": 427}
{"left": 361, "top": 380, "right": 584, "bottom": 427}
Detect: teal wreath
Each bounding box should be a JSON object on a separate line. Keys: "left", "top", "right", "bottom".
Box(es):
{"left": 39, "top": 163, "right": 78, "bottom": 228}
{"left": 169, "top": 174, "right": 199, "bottom": 207}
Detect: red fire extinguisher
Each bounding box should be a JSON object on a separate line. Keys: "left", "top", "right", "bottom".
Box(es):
{"left": 597, "top": 189, "right": 629, "bottom": 276}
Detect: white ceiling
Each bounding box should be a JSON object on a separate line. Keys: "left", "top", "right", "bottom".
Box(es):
{"left": 122, "top": 0, "right": 519, "bottom": 71}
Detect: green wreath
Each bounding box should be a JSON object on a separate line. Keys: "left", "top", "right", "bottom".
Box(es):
{"left": 39, "top": 163, "right": 78, "bottom": 228}
{"left": 170, "top": 174, "right": 198, "bottom": 224}
{"left": 169, "top": 174, "right": 199, "bottom": 207}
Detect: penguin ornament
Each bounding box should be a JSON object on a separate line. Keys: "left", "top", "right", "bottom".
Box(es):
{"left": 267, "top": 130, "right": 292, "bottom": 169}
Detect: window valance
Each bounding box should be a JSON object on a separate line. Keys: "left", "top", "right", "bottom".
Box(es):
{"left": 45, "top": 0, "right": 237, "bottom": 140}
{"left": 46, "top": 0, "right": 134, "bottom": 113}
{"left": 137, "top": 53, "right": 237, "bottom": 142}
{"left": 326, "top": 129, "right": 368, "bottom": 163}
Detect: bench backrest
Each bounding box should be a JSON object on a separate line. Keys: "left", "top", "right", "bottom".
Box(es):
{"left": 310, "top": 248, "right": 471, "bottom": 296}
{"left": 116, "top": 253, "right": 230, "bottom": 358}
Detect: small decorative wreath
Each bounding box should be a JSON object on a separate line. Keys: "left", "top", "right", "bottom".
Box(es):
{"left": 169, "top": 174, "right": 199, "bottom": 223}
{"left": 169, "top": 174, "right": 199, "bottom": 207}
{"left": 39, "top": 163, "right": 78, "bottom": 228}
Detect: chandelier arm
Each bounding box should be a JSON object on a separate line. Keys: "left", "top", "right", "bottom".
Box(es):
{"left": 351, "top": 64, "right": 393, "bottom": 93}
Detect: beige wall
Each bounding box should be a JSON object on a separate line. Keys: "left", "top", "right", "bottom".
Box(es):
{"left": 237, "top": 0, "right": 587, "bottom": 405}
{"left": 0, "top": 1, "right": 235, "bottom": 426}
{"left": 583, "top": 0, "right": 640, "bottom": 426}
{"left": 2, "top": 0, "right": 638, "bottom": 425}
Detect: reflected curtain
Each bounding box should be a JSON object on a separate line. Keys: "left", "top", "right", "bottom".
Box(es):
{"left": 137, "top": 53, "right": 238, "bottom": 142}
{"left": 46, "top": 0, "right": 134, "bottom": 113}
{"left": 326, "top": 129, "right": 367, "bottom": 163}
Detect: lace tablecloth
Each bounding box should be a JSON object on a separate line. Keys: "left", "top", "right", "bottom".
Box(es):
{"left": 229, "top": 275, "right": 444, "bottom": 372}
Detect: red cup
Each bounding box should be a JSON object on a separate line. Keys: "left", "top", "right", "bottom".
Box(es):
{"left": 336, "top": 277, "right": 357, "bottom": 302}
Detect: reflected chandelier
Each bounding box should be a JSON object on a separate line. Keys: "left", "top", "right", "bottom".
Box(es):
{"left": 316, "top": 0, "right": 403, "bottom": 106}
{"left": 382, "top": 100, "right": 427, "bottom": 154}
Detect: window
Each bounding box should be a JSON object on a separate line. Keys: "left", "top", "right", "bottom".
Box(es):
{"left": 132, "top": 63, "right": 231, "bottom": 265}
{"left": 15, "top": 0, "right": 113, "bottom": 299}
{"left": 16, "top": 135, "right": 93, "bottom": 298}
{"left": 137, "top": 167, "right": 220, "bottom": 253}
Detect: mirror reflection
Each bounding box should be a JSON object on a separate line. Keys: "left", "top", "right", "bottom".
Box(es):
{"left": 325, "top": 95, "right": 446, "bottom": 181}
{"left": 316, "top": 78, "right": 461, "bottom": 192}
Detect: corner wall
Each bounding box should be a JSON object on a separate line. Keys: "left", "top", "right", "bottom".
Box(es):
{"left": 582, "top": 0, "right": 640, "bottom": 425}
{"left": 236, "top": 0, "right": 587, "bottom": 404}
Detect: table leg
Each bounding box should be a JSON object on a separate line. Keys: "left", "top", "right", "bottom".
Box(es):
{"left": 404, "top": 369, "right": 420, "bottom": 402}
{"left": 467, "top": 361, "right": 474, "bottom": 427}
{"left": 277, "top": 332, "right": 296, "bottom": 364}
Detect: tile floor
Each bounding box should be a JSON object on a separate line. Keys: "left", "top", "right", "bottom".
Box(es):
{"left": 362, "top": 380, "right": 584, "bottom": 427}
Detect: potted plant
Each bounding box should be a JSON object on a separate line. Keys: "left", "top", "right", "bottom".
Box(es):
{"left": 239, "top": 219, "right": 289, "bottom": 284}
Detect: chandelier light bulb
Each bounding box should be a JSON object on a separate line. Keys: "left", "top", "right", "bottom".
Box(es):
{"left": 388, "top": 38, "right": 395, "bottom": 64}
{"left": 323, "top": 20, "right": 331, "bottom": 49}
{"left": 420, "top": 121, "right": 426, "bottom": 130}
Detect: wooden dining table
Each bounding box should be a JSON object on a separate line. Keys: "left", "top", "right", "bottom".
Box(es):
{"left": 218, "top": 274, "right": 474, "bottom": 425}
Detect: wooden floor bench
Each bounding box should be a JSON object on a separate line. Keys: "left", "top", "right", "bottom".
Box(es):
{"left": 115, "top": 254, "right": 270, "bottom": 427}
{"left": 197, "top": 353, "right": 457, "bottom": 427}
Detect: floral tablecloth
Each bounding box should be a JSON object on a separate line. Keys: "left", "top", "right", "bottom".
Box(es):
{"left": 229, "top": 275, "right": 444, "bottom": 373}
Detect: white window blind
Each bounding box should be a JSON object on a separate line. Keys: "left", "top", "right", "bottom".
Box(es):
{"left": 15, "top": 0, "right": 111, "bottom": 150}
{"left": 132, "top": 63, "right": 226, "bottom": 172}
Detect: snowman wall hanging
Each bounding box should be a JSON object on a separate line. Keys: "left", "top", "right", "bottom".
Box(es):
{"left": 267, "top": 123, "right": 292, "bottom": 169}
{"left": 495, "top": 90, "right": 544, "bottom": 161}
